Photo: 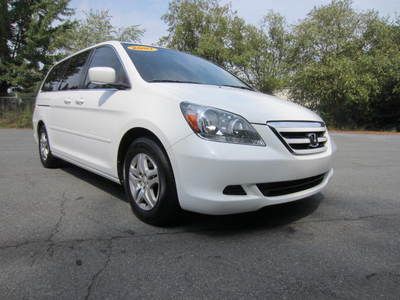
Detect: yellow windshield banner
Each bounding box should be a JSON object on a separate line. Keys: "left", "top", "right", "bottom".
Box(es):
{"left": 127, "top": 45, "right": 158, "bottom": 52}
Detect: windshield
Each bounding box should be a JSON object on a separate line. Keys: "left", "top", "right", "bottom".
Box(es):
{"left": 123, "top": 43, "right": 251, "bottom": 90}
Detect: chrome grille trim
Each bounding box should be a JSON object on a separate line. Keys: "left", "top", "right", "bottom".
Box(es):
{"left": 285, "top": 137, "right": 327, "bottom": 144}
{"left": 275, "top": 127, "right": 326, "bottom": 133}
{"left": 267, "top": 121, "right": 328, "bottom": 155}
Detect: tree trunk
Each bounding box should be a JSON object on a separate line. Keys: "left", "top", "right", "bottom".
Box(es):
{"left": 0, "top": 81, "right": 9, "bottom": 96}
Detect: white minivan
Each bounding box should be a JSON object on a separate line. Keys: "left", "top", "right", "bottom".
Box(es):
{"left": 33, "top": 41, "right": 334, "bottom": 225}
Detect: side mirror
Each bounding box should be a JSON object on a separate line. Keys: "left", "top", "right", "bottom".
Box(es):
{"left": 88, "top": 67, "right": 116, "bottom": 85}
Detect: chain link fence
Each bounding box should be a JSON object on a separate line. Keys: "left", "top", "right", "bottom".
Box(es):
{"left": 0, "top": 95, "right": 36, "bottom": 128}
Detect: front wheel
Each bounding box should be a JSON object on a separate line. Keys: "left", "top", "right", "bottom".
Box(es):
{"left": 123, "top": 137, "right": 181, "bottom": 226}
{"left": 38, "top": 125, "right": 61, "bottom": 168}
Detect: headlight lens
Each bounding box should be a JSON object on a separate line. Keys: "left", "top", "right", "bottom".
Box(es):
{"left": 180, "top": 102, "right": 265, "bottom": 146}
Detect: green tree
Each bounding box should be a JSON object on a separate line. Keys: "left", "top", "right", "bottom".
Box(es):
{"left": 68, "top": 9, "right": 145, "bottom": 52}
{"left": 288, "top": 0, "right": 399, "bottom": 128}
{"left": 160, "top": 0, "right": 291, "bottom": 93}
{"left": 160, "top": 0, "right": 232, "bottom": 65}
{"left": 361, "top": 16, "right": 400, "bottom": 129}
{"left": 227, "top": 11, "right": 291, "bottom": 93}
{"left": 0, "top": 0, "right": 75, "bottom": 95}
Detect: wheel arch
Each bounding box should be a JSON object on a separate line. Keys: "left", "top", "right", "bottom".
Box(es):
{"left": 35, "top": 120, "right": 45, "bottom": 141}
{"left": 117, "top": 127, "right": 172, "bottom": 183}
{"left": 37, "top": 120, "right": 45, "bottom": 131}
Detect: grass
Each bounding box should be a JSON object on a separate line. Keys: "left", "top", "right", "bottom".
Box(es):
{"left": 0, "top": 109, "right": 33, "bottom": 128}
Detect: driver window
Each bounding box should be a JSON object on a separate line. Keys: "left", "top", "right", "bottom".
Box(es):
{"left": 85, "top": 46, "right": 129, "bottom": 89}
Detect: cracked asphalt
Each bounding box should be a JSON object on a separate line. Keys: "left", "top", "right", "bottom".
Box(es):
{"left": 1, "top": 129, "right": 399, "bottom": 299}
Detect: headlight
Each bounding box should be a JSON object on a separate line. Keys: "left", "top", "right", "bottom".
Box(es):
{"left": 180, "top": 102, "right": 265, "bottom": 146}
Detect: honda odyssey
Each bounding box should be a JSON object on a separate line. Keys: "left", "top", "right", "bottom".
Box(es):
{"left": 33, "top": 41, "right": 334, "bottom": 225}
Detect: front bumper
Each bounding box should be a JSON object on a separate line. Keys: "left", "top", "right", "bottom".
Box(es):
{"left": 170, "top": 124, "right": 334, "bottom": 215}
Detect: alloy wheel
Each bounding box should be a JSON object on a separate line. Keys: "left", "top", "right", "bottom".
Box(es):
{"left": 40, "top": 131, "right": 49, "bottom": 161}
{"left": 128, "top": 153, "right": 160, "bottom": 210}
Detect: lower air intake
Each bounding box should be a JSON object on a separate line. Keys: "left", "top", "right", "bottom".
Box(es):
{"left": 257, "top": 173, "right": 326, "bottom": 197}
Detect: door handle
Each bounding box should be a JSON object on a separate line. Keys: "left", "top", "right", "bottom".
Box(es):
{"left": 64, "top": 99, "right": 72, "bottom": 104}
{"left": 75, "top": 99, "right": 85, "bottom": 105}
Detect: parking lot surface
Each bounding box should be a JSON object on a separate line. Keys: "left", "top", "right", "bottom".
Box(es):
{"left": 0, "top": 129, "right": 399, "bottom": 299}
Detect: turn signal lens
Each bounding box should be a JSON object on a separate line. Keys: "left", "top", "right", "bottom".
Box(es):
{"left": 185, "top": 114, "right": 200, "bottom": 132}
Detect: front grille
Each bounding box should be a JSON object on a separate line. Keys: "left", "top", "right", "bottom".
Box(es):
{"left": 257, "top": 173, "right": 326, "bottom": 197}
{"left": 268, "top": 121, "right": 328, "bottom": 155}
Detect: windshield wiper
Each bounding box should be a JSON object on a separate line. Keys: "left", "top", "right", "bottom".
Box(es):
{"left": 148, "top": 79, "right": 202, "bottom": 84}
{"left": 220, "top": 84, "right": 253, "bottom": 91}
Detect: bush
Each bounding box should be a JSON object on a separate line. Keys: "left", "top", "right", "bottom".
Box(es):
{"left": 0, "top": 109, "right": 33, "bottom": 128}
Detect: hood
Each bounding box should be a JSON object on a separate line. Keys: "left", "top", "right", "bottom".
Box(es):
{"left": 153, "top": 83, "right": 322, "bottom": 124}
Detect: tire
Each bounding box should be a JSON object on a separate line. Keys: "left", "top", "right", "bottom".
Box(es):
{"left": 38, "top": 125, "right": 61, "bottom": 168}
{"left": 123, "top": 137, "right": 181, "bottom": 226}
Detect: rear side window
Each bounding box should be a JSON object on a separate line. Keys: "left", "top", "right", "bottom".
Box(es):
{"left": 59, "top": 50, "right": 91, "bottom": 90}
{"left": 84, "top": 46, "right": 129, "bottom": 89}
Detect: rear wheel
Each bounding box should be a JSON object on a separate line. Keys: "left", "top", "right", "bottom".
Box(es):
{"left": 38, "top": 125, "right": 61, "bottom": 168}
{"left": 123, "top": 137, "right": 181, "bottom": 226}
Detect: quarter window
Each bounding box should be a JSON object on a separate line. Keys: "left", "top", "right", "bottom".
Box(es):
{"left": 41, "top": 61, "right": 67, "bottom": 92}
{"left": 85, "top": 46, "right": 129, "bottom": 89}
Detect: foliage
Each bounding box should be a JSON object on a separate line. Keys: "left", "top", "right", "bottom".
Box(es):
{"left": 0, "top": 0, "right": 398, "bottom": 130}
{"left": 227, "top": 12, "right": 291, "bottom": 93}
{"left": 161, "top": 0, "right": 233, "bottom": 65}
{"left": 160, "top": 0, "right": 399, "bottom": 130}
{"left": 361, "top": 17, "right": 400, "bottom": 129}
{"left": 0, "top": 95, "right": 34, "bottom": 128}
{"left": 0, "top": 0, "right": 75, "bottom": 96}
{"left": 0, "top": 109, "right": 32, "bottom": 128}
{"left": 160, "top": 0, "right": 291, "bottom": 93}
{"left": 289, "top": 0, "right": 400, "bottom": 129}
{"left": 68, "top": 9, "right": 145, "bottom": 53}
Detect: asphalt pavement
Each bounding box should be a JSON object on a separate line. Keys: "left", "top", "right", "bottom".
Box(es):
{"left": 0, "top": 129, "right": 399, "bottom": 299}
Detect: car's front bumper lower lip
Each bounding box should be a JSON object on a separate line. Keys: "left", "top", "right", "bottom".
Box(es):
{"left": 169, "top": 124, "right": 335, "bottom": 215}
{"left": 179, "top": 169, "right": 333, "bottom": 215}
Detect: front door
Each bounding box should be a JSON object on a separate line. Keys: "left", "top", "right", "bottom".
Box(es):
{"left": 63, "top": 46, "right": 131, "bottom": 176}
